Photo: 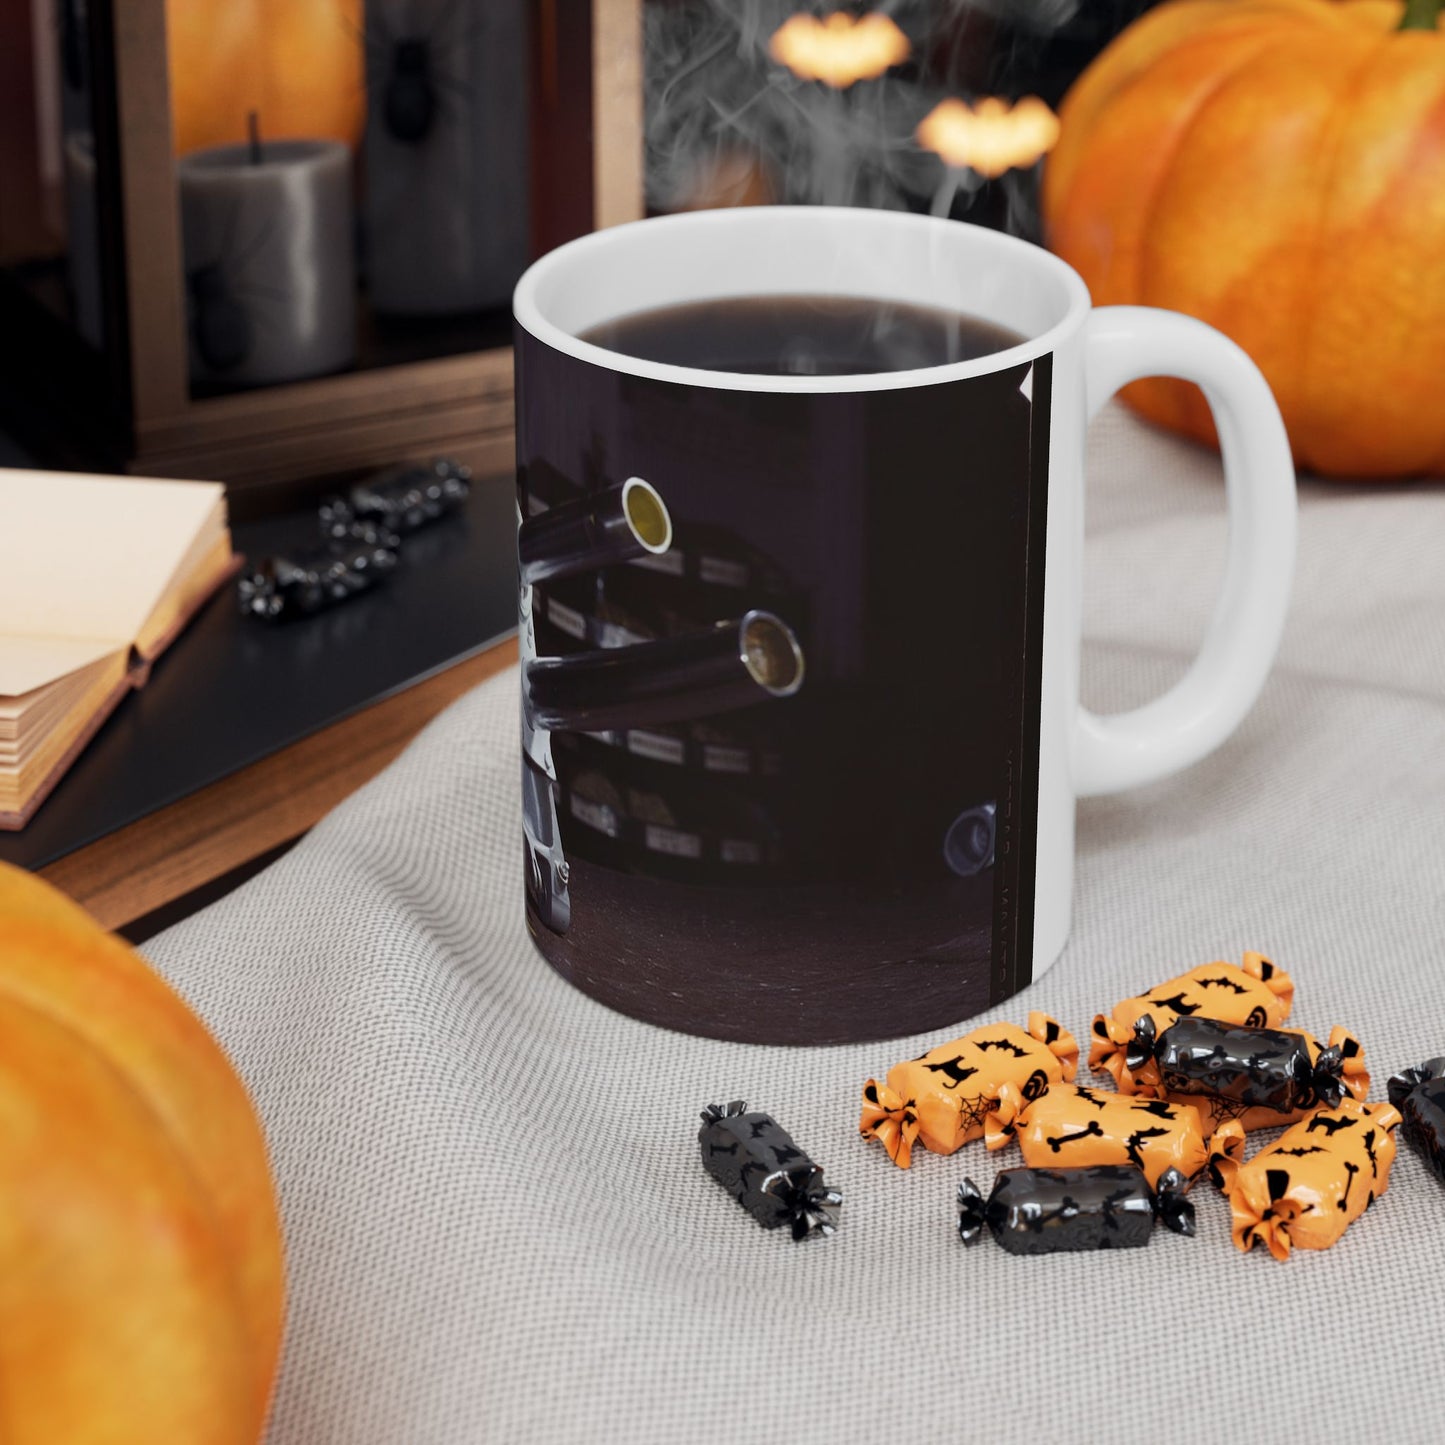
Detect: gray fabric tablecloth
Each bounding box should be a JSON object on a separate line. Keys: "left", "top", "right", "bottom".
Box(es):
{"left": 145, "top": 405, "right": 1445, "bottom": 1444}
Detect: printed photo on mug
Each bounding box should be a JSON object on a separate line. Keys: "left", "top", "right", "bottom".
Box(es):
{"left": 513, "top": 206, "right": 1294, "bottom": 1046}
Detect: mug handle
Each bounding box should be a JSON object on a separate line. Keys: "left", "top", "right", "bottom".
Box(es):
{"left": 1075, "top": 305, "right": 1297, "bottom": 798}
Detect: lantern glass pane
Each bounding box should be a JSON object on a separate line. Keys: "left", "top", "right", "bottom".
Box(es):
{"left": 164, "top": 0, "right": 569, "bottom": 398}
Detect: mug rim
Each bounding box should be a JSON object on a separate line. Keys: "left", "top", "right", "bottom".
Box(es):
{"left": 513, "top": 206, "right": 1092, "bottom": 394}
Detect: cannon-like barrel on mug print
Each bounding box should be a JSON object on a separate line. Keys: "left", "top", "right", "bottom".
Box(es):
{"left": 519, "top": 477, "right": 673, "bottom": 587}
{"left": 524, "top": 610, "right": 805, "bottom": 734}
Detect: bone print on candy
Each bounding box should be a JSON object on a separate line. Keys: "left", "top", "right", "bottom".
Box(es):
{"left": 1045, "top": 1120, "right": 1106, "bottom": 1153}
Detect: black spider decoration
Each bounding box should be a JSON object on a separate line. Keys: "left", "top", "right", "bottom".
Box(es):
{"left": 384, "top": 37, "right": 437, "bottom": 143}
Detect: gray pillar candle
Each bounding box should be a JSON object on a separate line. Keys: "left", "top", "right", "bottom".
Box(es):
{"left": 363, "top": 0, "right": 529, "bottom": 316}
{"left": 178, "top": 138, "right": 357, "bottom": 388}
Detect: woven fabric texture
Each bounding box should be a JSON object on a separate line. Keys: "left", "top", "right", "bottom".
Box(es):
{"left": 145, "top": 405, "right": 1445, "bottom": 1444}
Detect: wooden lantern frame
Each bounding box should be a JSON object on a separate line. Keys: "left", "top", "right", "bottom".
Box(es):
{"left": 101, "top": 0, "right": 642, "bottom": 502}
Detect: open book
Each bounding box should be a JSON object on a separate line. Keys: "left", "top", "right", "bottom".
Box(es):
{"left": 0, "top": 469, "right": 237, "bottom": 829}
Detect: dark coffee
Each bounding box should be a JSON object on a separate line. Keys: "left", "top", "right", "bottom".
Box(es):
{"left": 580, "top": 294, "right": 1024, "bottom": 376}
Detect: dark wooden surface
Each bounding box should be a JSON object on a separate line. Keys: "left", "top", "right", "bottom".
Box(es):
{"left": 48, "top": 640, "right": 516, "bottom": 932}
{"left": 1, "top": 478, "right": 519, "bottom": 929}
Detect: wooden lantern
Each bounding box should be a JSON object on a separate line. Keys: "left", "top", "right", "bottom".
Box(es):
{"left": 0, "top": 0, "right": 642, "bottom": 516}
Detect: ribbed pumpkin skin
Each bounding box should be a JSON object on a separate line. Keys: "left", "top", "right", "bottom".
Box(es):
{"left": 0, "top": 865, "right": 284, "bottom": 1444}
{"left": 1043, "top": 0, "right": 1445, "bottom": 478}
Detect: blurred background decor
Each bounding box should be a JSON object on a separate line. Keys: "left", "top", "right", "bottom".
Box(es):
{"left": 0, "top": 0, "right": 641, "bottom": 517}
{"left": 0, "top": 0, "right": 632, "bottom": 930}
{"left": 643, "top": 1, "right": 1155, "bottom": 229}
{"left": 165, "top": 0, "right": 366, "bottom": 156}
{"left": 0, "top": 0, "right": 1177, "bottom": 511}
{"left": 1043, "top": 0, "right": 1445, "bottom": 479}
{"left": 362, "top": 0, "right": 530, "bottom": 318}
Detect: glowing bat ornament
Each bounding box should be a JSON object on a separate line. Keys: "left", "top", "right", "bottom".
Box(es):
{"left": 768, "top": 11, "right": 910, "bottom": 89}
{"left": 916, "top": 96, "right": 1061, "bottom": 179}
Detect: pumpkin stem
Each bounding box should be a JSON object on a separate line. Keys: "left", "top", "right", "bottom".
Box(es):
{"left": 1399, "top": 0, "right": 1442, "bottom": 31}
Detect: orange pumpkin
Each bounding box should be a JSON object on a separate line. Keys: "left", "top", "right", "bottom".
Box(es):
{"left": 167, "top": 0, "right": 365, "bottom": 156}
{"left": 0, "top": 864, "right": 284, "bottom": 1443}
{"left": 1043, "top": 0, "right": 1445, "bottom": 478}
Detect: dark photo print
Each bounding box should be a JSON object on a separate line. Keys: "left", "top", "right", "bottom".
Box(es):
{"left": 517, "top": 318, "right": 1051, "bottom": 1044}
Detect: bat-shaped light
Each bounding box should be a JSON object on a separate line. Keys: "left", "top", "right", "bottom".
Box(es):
{"left": 916, "top": 95, "right": 1061, "bottom": 179}
{"left": 768, "top": 11, "right": 910, "bottom": 89}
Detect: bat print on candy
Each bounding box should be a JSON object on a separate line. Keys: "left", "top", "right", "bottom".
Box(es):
{"left": 1122, "top": 1127, "right": 1173, "bottom": 1171}
{"left": 860, "top": 1013, "right": 1078, "bottom": 1169}
{"left": 1143, "top": 993, "right": 1202, "bottom": 1019}
{"left": 1091, "top": 952, "right": 1294, "bottom": 1093}
{"left": 1210, "top": 1099, "right": 1401, "bottom": 1260}
{"left": 985, "top": 1082, "right": 1211, "bottom": 1189}
{"left": 1129, "top": 1017, "right": 1369, "bottom": 1133}
{"left": 1195, "top": 974, "right": 1249, "bottom": 996}
{"left": 975, "top": 1037, "right": 1030, "bottom": 1059}
{"left": 958, "top": 1164, "right": 1194, "bottom": 1255}
{"left": 699, "top": 1102, "right": 841, "bottom": 1241}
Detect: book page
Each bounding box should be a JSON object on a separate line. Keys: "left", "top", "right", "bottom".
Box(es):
{"left": 0, "top": 649, "right": 130, "bottom": 802}
{"left": 0, "top": 469, "right": 227, "bottom": 660}
{"left": 0, "top": 652, "right": 119, "bottom": 739}
{"left": 134, "top": 530, "right": 235, "bottom": 661}
{"left": 0, "top": 635, "right": 125, "bottom": 699}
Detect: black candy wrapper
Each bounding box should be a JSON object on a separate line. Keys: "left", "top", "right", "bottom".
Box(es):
{"left": 321, "top": 458, "right": 471, "bottom": 540}
{"left": 237, "top": 535, "right": 399, "bottom": 621}
{"left": 957, "top": 1164, "right": 1194, "bottom": 1255}
{"left": 1128, "top": 1014, "right": 1344, "bottom": 1114}
{"left": 699, "top": 1102, "right": 842, "bottom": 1241}
{"left": 1388, "top": 1057, "right": 1445, "bottom": 1184}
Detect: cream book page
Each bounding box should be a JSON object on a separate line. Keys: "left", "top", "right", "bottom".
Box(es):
{"left": 0, "top": 655, "right": 129, "bottom": 774}
{"left": 0, "top": 636, "right": 125, "bottom": 699}
{"left": 0, "top": 469, "right": 226, "bottom": 696}
{"left": 0, "top": 653, "right": 121, "bottom": 740}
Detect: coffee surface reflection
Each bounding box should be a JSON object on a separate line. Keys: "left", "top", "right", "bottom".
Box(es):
{"left": 580, "top": 294, "right": 1024, "bottom": 376}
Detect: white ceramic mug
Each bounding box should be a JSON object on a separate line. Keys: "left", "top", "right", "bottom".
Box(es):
{"left": 513, "top": 206, "right": 1296, "bottom": 1044}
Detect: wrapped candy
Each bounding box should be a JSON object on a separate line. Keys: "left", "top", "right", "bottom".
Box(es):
{"left": 957, "top": 1164, "right": 1194, "bottom": 1254}
{"left": 237, "top": 535, "right": 399, "bottom": 621}
{"left": 1210, "top": 1099, "right": 1401, "bottom": 1260}
{"left": 860, "top": 1014, "right": 1078, "bottom": 1169}
{"left": 1090, "top": 951, "right": 1294, "bottom": 1093}
{"left": 1127, "top": 1015, "right": 1368, "bottom": 1132}
{"left": 1387, "top": 1057, "right": 1445, "bottom": 1184}
{"left": 320, "top": 457, "right": 471, "bottom": 539}
{"left": 984, "top": 1082, "right": 1209, "bottom": 1187}
{"left": 698, "top": 1101, "right": 842, "bottom": 1240}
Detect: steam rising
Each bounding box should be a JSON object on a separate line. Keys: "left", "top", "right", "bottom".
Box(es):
{"left": 644, "top": 0, "right": 1089, "bottom": 234}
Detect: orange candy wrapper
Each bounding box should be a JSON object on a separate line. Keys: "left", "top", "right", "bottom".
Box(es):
{"left": 985, "top": 1082, "right": 1210, "bottom": 1188}
{"left": 1209, "top": 1098, "right": 1401, "bottom": 1260}
{"left": 859, "top": 1013, "right": 1078, "bottom": 1169}
{"left": 1090, "top": 951, "right": 1294, "bottom": 1094}
{"left": 1141, "top": 1024, "right": 1369, "bottom": 1134}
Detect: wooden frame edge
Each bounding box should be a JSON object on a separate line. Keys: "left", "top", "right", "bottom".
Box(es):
{"left": 113, "top": 0, "right": 644, "bottom": 488}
